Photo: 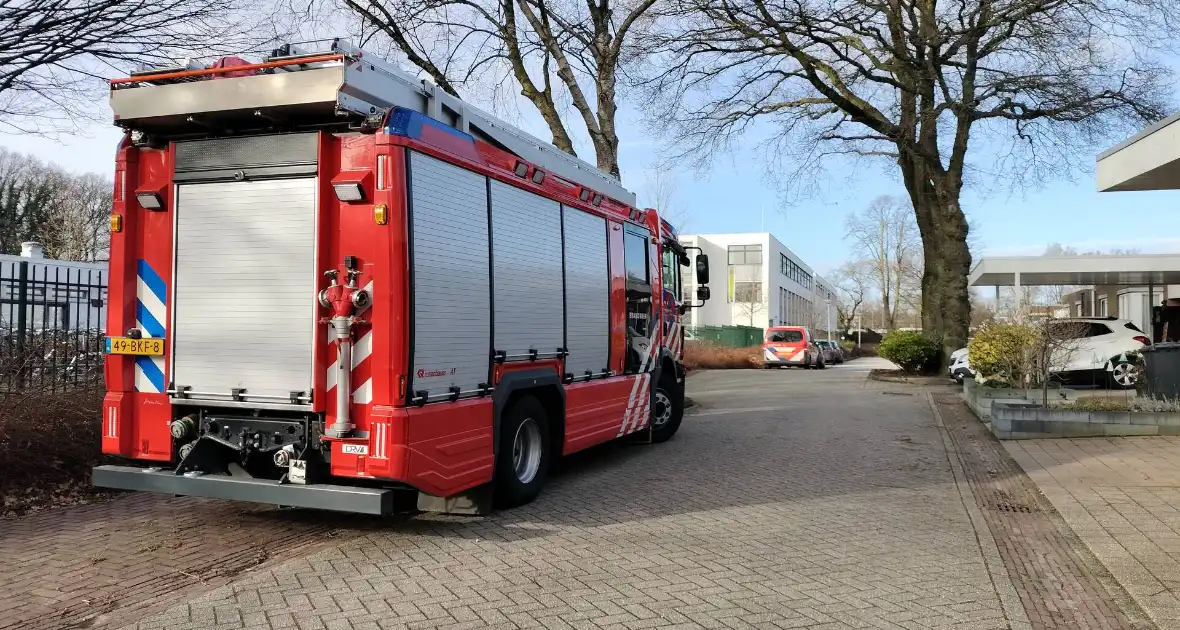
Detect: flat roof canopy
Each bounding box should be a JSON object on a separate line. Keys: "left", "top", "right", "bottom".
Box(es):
{"left": 1097, "top": 112, "right": 1180, "bottom": 192}
{"left": 970, "top": 255, "right": 1180, "bottom": 287}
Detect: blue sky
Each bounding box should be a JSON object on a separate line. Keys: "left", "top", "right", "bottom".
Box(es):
{"left": 4, "top": 75, "right": 1179, "bottom": 281}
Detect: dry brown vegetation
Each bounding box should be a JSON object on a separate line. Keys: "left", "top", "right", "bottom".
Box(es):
{"left": 683, "top": 341, "right": 760, "bottom": 370}
{"left": 0, "top": 342, "right": 113, "bottom": 517}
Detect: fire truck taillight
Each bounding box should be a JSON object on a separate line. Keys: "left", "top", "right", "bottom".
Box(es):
{"left": 373, "top": 204, "right": 388, "bottom": 225}
{"left": 109, "top": 214, "right": 123, "bottom": 233}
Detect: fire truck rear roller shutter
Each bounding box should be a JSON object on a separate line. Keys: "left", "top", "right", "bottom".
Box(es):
{"left": 171, "top": 178, "right": 317, "bottom": 400}
{"left": 489, "top": 180, "right": 564, "bottom": 361}
{"left": 562, "top": 206, "right": 609, "bottom": 376}
{"left": 408, "top": 151, "right": 491, "bottom": 398}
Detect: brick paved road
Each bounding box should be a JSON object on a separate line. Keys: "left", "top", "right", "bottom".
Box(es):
{"left": 0, "top": 493, "right": 377, "bottom": 630}
{"left": 2, "top": 361, "right": 1148, "bottom": 629}
{"left": 118, "top": 361, "right": 1019, "bottom": 629}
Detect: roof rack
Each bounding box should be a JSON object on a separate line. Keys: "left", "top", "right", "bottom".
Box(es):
{"left": 109, "top": 38, "right": 635, "bottom": 206}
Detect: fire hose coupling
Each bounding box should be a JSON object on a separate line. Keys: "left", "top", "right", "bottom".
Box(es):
{"left": 273, "top": 444, "right": 296, "bottom": 467}
{"left": 169, "top": 415, "right": 197, "bottom": 440}
{"left": 318, "top": 264, "right": 369, "bottom": 317}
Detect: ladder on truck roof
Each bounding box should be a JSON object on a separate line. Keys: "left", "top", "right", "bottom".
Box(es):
{"left": 110, "top": 38, "right": 636, "bottom": 206}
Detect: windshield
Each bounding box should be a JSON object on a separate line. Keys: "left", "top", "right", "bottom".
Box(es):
{"left": 767, "top": 330, "right": 803, "bottom": 343}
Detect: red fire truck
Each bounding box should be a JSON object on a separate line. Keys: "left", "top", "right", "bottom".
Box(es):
{"left": 92, "top": 39, "right": 712, "bottom": 515}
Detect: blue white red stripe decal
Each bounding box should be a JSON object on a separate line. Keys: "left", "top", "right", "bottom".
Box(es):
{"left": 134, "top": 259, "right": 167, "bottom": 393}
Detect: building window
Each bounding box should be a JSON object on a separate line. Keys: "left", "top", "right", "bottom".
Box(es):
{"left": 779, "top": 253, "right": 812, "bottom": 290}
{"left": 729, "top": 245, "right": 761, "bottom": 265}
{"left": 728, "top": 245, "right": 762, "bottom": 303}
{"left": 735, "top": 281, "right": 762, "bottom": 303}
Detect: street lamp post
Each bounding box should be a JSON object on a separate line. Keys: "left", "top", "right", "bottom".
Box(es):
{"left": 825, "top": 299, "right": 832, "bottom": 341}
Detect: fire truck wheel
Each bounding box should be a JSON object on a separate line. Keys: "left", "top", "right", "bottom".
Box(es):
{"left": 495, "top": 396, "right": 551, "bottom": 508}
{"left": 650, "top": 373, "right": 683, "bottom": 443}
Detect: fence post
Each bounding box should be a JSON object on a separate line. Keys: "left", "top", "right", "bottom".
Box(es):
{"left": 15, "top": 260, "right": 29, "bottom": 385}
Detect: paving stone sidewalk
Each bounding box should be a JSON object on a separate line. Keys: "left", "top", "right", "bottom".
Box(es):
{"left": 1008, "top": 436, "right": 1180, "bottom": 629}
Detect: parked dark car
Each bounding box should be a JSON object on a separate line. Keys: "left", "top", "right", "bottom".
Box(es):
{"left": 815, "top": 339, "right": 844, "bottom": 364}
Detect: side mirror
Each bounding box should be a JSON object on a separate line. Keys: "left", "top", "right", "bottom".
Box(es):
{"left": 696, "top": 286, "right": 711, "bottom": 301}
{"left": 695, "top": 254, "right": 710, "bottom": 285}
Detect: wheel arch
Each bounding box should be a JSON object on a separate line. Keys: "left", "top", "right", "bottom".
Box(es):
{"left": 491, "top": 369, "right": 565, "bottom": 460}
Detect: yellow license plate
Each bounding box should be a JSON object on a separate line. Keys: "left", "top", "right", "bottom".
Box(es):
{"left": 106, "top": 337, "right": 164, "bottom": 356}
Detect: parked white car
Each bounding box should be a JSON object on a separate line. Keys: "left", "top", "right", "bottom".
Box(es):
{"left": 949, "top": 348, "right": 973, "bottom": 382}
{"left": 950, "top": 319, "right": 1148, "bottom": 388}
{"left": 1045, "top": 317, "right": 1150, "bottom": 389}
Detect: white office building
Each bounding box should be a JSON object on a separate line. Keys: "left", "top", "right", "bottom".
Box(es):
{"left": 679, "top": 232, "right": 835, "bottom": 332}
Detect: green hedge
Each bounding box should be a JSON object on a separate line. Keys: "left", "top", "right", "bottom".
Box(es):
{"left": 877, "top": 330, "right": 941, "bottom": 373}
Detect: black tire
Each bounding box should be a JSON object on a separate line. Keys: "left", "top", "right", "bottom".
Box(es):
{"left": 763, "top": 363, "right": 773, "bottom": 370}
{"left": 817, "top": 357, "right": 826, "bottom": 370}
{"left": 650, "top": 372, "right": 683, "bottom": 443}
{"left": 494, "top": 396, "right": 551, "bottom": 509}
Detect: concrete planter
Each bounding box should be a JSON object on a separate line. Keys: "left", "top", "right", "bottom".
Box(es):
{"left": 961, "top": 378, "right": 1035, "bottom": 420}
{"left": 990, "top": 401, "right": 1180, "bottom": 439}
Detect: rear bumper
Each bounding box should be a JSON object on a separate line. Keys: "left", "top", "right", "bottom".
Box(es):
{"left": 92, "top": 465, "right": 395, "bottom": 515}
{"left": 764, "top": 357, "right": 806, "bottom": 366}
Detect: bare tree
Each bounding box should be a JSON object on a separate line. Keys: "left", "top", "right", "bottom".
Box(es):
{"left": 1035, "top": 318, "right": 1090, "bottom": 407}
{"left": 844, "top": 196, "right": 921, "bottom": 330}
{"left": 331, "top": 0, "right": 656, "bottom": 177}
{"left": 735, "top": 294, "right": 765, "bottom": 327}
{"left": 0, "top": 0, "right": 285, "bottom": 132}
{"left": 832, "top": 260, "right": 870, "bottom": 333}
{"left": 0, "top": 148, "right": 110, "bottom": 261}
{"left": 642, "top": 165, "right": 690, "bottom": 231}
{"left": 42, "top": 174, "right": 111, "bottom": 262}
{"left": 642, "top": 0, "right": 1178, "bottom": 363}
{"left": 969, "top": 290, "right": 996, "bottom": 329}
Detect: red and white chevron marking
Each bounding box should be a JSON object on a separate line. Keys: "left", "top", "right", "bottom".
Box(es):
{"left": 667, "top": 321, "right": 682, "bottom": 357}
{"left": 618, "top": 332, "right": 658, "bottom": 437}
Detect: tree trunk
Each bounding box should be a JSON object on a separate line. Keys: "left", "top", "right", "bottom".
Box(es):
{"left": 901, "top": 161, "right": 972, "bottom": 369}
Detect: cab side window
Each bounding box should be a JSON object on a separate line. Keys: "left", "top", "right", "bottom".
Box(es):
{"left": 624, "top": 227, "right": 652, "bottom": 374}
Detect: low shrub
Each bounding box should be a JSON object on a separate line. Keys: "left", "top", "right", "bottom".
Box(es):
{"left": 682, "top": 341, "right": 760, "bottom": 370}
{"left": 876, "top": 331, "right": 940, "bottom": 373}
{"left": 968, "top": 323, "right": 1037, "bottom": 386}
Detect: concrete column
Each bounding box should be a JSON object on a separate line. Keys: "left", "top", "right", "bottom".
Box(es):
{"left": 1149, "top": 281, "right": 1155, "bottom": 340}
{"left": 1014, "top": 273, "right": 1023, "bottom": 322}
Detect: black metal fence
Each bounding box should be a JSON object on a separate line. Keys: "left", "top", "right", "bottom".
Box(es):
{"left": 1, "top": 260, "right": 108, "bottom": 392}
